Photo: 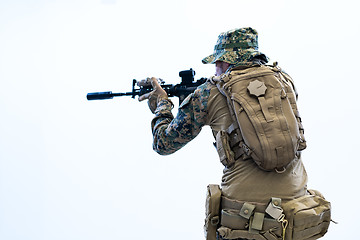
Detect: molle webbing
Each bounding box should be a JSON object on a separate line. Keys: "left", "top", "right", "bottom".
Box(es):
{"left": 220, "top": 196, "right": 284, "bottom": 239}
{"left": 215, "top": 122, "right": 245, "bottom": 168}
{"left": 226, "top": 123, "right": 245, "bottom": 160}
{"left": 219, "top": 191, "right": 332, "bottom": 240}
{"left": 221, "top": 196, "right": 268, "bottom": 213}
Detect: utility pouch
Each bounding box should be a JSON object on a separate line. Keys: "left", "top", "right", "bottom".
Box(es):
{"left": 218, "top": 192, "right": 331, "bottom": 240}
{"left": 282, "top": 190, "right": 331, "bottom": 240}
{"left": 215, "top": 130, "right": 235, "bottom": 168}
{"left": 204, "top": 184, "right": 222, "bottom": 240}
{"left": 219, "top": 197, "right": 282, "bottom": 240}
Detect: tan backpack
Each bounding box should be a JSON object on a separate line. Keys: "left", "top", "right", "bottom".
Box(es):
{"left": 213, "top": 63, "right": 306, "bottom": 171}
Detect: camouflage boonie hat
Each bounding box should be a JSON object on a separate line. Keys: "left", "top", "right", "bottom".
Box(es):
{"left": 202, "top": 27, "right": 268, "bottom": 65}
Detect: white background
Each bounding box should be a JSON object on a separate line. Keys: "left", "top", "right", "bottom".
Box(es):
{"left": 1, "top": 0, "right": 359, "bottom": 239}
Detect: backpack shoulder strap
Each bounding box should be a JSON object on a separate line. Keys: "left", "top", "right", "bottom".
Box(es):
{"left": 210, "top": 74, "right": 240, "bottom": 132}
{"left": 267, "top": 62, "right": 298, "bottom": 99}
{"left": 211, "top": 75, "right": 247, "bottom": 165}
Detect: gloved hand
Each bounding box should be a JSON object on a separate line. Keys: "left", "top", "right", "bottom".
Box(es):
{"left": 138, "top": 77, "right": 168, "bottom": 113}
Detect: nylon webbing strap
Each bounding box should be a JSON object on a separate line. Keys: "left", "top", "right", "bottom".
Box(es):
{"left": 263, "top": 231, "right": 279, "bottom": 240}
{"left": 215, "top": 79, "right": 246, "bottom": 162}
{"left": 226, "top": 122, "right": 237, "bottom": 134}
{"left": 233, "top": 145, "right": 245, "bottom": 160}
{"left": 221, "top": 196, "right": 267, "bottom": 213}
{"left": 226, "top": 123, "right": 243, "bottom": 147}
{"left": 251, "top": 212, "right": 265, "bottom": 231}
{"left": 265, "top": 197, "right": 283, "bottom": 220}
{"left": 215, "top": 82, "right": 239, "bottom": 130}
{"left": 258, "top": 96, "right": 273, "bottom": 123}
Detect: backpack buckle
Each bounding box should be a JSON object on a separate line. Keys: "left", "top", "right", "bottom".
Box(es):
{"left": 241, "top": 143, "right": 251, "bottom": 155}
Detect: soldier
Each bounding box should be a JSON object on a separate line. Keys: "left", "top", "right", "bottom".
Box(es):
{"left": 138, "top": 27, "right": 330, "bottom": 240}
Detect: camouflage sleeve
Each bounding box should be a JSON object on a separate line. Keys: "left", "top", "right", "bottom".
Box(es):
{"left": 151, "top": 82, "right": 212, "bottom": 155}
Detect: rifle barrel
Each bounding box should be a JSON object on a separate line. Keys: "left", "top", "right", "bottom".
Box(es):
{"left": 86, "top": 91, "right": 139, "bottom": 100}
{"left": 86, "top": 91, "right": 113, "bottom": 100}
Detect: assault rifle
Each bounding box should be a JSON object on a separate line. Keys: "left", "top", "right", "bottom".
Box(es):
{"left": 86, "top": 69, "right": 206, "bottom": 104}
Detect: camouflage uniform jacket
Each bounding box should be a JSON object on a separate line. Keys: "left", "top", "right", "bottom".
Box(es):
{"left": 151, "top": 67, "right": 308, "bottom": 203}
